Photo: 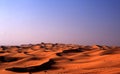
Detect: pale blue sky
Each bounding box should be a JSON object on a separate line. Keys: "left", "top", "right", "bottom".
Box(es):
{"left": 0, "top": 0, "right": 120, "bottom": 45}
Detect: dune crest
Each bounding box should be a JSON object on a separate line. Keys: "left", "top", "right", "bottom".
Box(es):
{"left": 0, "top": 43, "right": 120, "bottom": 74}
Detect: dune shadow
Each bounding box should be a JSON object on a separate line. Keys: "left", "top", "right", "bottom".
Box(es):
{"left": 0, "top": 56, "right": 21, "bottom": 62}
{"left": 62, "top": 48, "right": 83, "bottom": 53}
{"left": 56, "top": 48, "right": 83, "bottom": 56}
{"left": 6, "top": 59, "right": 56, "bottom": 73}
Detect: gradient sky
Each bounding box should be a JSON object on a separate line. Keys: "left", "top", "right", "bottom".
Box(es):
{"left": 0, "top": 0, "right": 120, "bottom": 45}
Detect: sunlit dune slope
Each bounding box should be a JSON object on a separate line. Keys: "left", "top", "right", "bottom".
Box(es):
{"left": 0, "top": 43, "right": 120, "bottom": 74}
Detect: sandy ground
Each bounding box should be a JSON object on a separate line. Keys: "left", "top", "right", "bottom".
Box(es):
{"left": 0, "top": 43, "right": 120, "bottom": 74}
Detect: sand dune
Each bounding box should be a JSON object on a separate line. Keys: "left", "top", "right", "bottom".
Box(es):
{"left": 0, "top": 43, "right": 120, "bottom": 74}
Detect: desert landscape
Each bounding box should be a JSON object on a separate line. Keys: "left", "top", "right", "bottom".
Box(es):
{"left": 1, "top": 0, "right": 120, "bottom": 74}
{"left": 0, "top": 43, "right": 119, "bottom": 74}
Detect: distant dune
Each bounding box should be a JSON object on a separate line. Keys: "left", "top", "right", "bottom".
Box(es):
{"left": 0, "top": 43, "right": 120, "bottom": 74}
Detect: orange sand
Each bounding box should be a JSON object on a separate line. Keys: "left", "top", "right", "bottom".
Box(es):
{"left": 0, "top": 43, "right": 120, "bottom": 74}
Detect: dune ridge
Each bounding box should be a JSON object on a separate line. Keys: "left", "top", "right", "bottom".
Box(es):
{"left": 0, "top": 43, "right": 120, "bottom": 74}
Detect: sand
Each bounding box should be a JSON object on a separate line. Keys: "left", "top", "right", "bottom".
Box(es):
{"left": 0, "top": 43, "right": 120, "bottom": 74}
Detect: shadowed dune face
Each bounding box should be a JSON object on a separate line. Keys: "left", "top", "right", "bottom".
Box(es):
{"left": 62, "top": 48, "right": 83, "bottom": 53}
{"left": 101, "top": 48, "right": 120, "bottom": 55}
{"left": 5, "top": 59, "right": 56, "bottom": 72}
{"left": 0, "top": 43, "right": 120, "bottom": 74}
{"left": 0, "top": 56, "right": 21, "bottom": 62}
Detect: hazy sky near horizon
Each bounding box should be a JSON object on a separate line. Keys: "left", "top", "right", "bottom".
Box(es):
{"left": 0, "top": 0, "right": 120, "bottom": 45}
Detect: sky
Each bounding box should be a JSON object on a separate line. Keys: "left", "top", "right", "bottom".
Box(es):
{"left": 0, "top": 0, "right": 120, "bottom": 45}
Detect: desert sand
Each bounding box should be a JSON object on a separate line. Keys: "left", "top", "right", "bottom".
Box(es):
{"left": 0, "top": 43, "right": 120, "bottom": 74}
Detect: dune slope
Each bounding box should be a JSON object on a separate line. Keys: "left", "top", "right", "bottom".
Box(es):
{"left": 0, "top": 43, "right": 120, "bottom": 74}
